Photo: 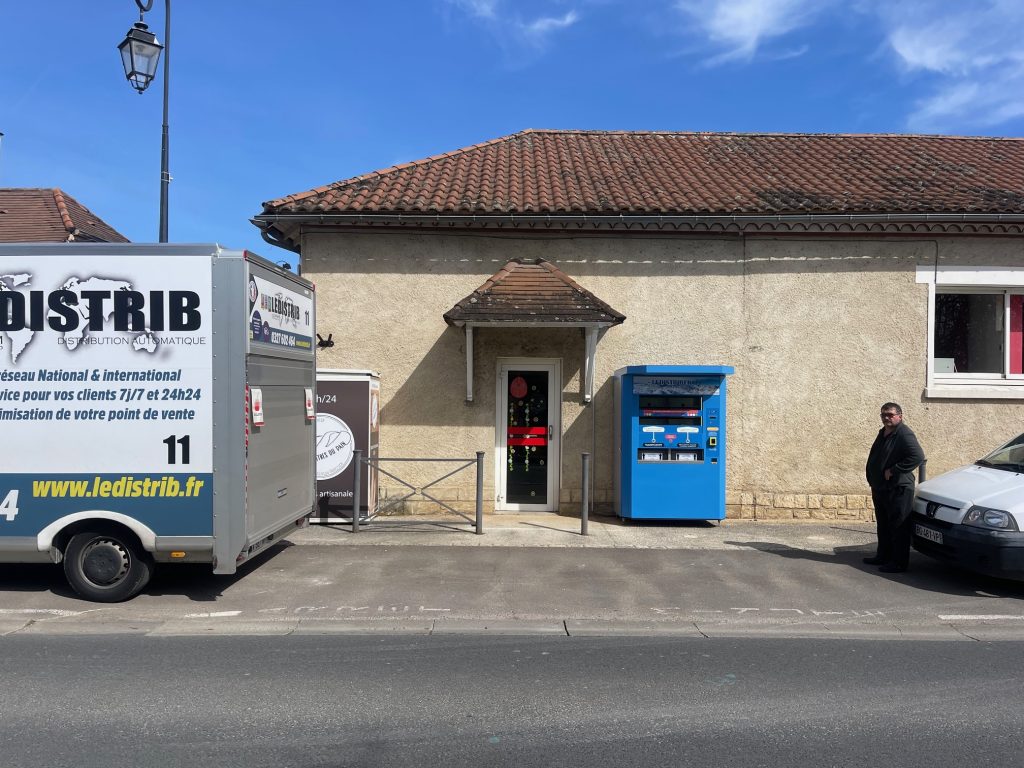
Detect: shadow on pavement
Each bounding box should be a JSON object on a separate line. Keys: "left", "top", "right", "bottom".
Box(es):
{"left": 0, "top": 563, "right": 71, "bottom": 598}
{"left": 141, "top": 541, "right": 293, "bottom": 601}
{"left": 728, "top": 540, "right": 1024, "bottom": 599}
{"left": 0, "top": 541, "right": 292, "bottom": 603}
{"left": 725, "top": 540, "right": 871, "bottom": 563}
{"left": 606, "top": 517, "right": 720, "bottom": 529}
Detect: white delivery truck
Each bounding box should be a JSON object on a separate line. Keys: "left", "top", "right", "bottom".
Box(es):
{"left": 0, "top": 243, "right": 316, "bottom": 601}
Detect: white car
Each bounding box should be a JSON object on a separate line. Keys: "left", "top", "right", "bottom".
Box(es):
{"left": 913, "top": 432, "right": 1024, "bottom": 580}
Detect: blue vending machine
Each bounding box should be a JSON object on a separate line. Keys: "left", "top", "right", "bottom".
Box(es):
{"left": 614, "top": 365, "right": 734, "bottom": 520}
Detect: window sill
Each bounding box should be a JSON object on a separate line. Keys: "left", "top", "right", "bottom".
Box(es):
{"left": 926, "top": 383, "right": 1024, "bottom": 400}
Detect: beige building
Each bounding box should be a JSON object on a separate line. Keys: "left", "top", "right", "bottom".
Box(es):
{"left": 254, "top": 131, "right": 1024, "bottom": 521}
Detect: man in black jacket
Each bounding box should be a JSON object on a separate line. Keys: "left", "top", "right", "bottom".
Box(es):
{"left": 865, "top": 402, "right": 926, "bottom": 573}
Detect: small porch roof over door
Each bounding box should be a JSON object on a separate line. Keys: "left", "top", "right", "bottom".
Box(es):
{"left": 443, "top": 258, "right": 625, "bottom": 403}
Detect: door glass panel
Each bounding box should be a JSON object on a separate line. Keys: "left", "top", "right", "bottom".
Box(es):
{"left": 1011, "top": 295, "right": 1023, "bottom": 375}
{"left": 505, "top": 370, "right": 548, "bottom": 504}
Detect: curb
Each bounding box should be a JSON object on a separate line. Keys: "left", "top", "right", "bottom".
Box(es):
{"left": 3, "top": 616, "right": 1009, "bottom": 641}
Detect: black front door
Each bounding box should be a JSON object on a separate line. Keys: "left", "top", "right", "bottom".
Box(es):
{"left": 504, "top": 369, "right": 549, "bottom": 505}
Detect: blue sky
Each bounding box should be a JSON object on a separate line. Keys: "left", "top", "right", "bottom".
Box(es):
{"left": 1, "top": 0, "right": 1022, "bottom": 261}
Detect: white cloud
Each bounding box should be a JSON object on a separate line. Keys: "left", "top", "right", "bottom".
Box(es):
{"left": 445, "top": 1, "right": 581, "bottom": 56}
{"left": 907, "top": 65, "right": 1024, "bottom": 132}
{"left": 883, "top": 2, "right": 1014, "bottom": 75}
{"left": 674, "top": 0, "right": 824, "bottom": 64}
{"left": 523, "top": 11, "right": 580, "bottom": 37}
{"left": 875, "top": 0, "right": 1024, "bottom": 131}
{"left": 450, "top": 0, "right": 500, "bottom": 19}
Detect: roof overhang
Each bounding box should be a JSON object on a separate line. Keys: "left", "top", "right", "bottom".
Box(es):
{"left": 251, "top": 211, "right": 1024, "bottom": 255}
{"left": 440, "top": 258, "right": 625, "bottom": 403}
{"left": 444, "top": 320, "right": 619, "bottom": 329}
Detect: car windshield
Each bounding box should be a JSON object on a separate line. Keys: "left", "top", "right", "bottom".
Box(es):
{"left": 976, "top": 432, "right": 1024, "bottom": 473}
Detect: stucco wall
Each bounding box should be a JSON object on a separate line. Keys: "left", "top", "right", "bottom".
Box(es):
{"left": 301, "top": 229, "right": 1024, "bottom": 520}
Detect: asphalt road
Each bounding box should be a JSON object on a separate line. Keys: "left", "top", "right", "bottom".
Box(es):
{"left": 2, "top": 634, "right": 1022, "bottom": 768}
{"left": 2, "top": 543, "right": 1023, "bottom": 639}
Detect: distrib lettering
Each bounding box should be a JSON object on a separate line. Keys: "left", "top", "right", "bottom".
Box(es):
{"left": 0, "top": 290, "right": 201, "bottom": 333}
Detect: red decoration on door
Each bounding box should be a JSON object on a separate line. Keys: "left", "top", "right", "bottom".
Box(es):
{"left": 507, "top": 437, "right": 546, "bottom": 446}
{"left": 510, "top": 376, "right": 528, "bottom": 399}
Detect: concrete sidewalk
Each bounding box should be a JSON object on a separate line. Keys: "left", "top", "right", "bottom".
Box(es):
{"left": 7, "top": 513, "right": 1024, "bottom": 641}
{"left": 292, "top": 513, "right": 878, "bottom": 553}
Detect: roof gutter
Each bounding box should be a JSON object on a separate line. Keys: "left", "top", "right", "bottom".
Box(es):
{"left": 253, "top": 211, "right": 1024, "bottom": 228}
{"left": 251, "top": 218, "right": 301, "bottom": 254}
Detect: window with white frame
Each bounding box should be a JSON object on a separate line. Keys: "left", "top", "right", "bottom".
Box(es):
{"left": 916, "top": 266, "right": 1024, "bottom": 397}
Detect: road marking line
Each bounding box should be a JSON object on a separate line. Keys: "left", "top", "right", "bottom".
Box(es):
{"left": 0, "top": 609, "right": 89, "bottom": 617}
{"left": 938, "top": 615, "right": 1024, "bottom": 621}
{"left": 183, "top": 611, "right": 243, "bottom": 618}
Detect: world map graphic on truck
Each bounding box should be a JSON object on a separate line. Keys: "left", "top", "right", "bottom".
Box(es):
{"left": 0, "top": 273, "right": 176, "bottom": 362}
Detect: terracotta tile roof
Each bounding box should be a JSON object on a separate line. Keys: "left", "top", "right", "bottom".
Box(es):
{"left": 0, "top": 188, "right": 129, "bottom": 243}
{"left": 443, "top": 258, "right": 626, "bottom": 326}
{"left": 262, "top": 130, "right": 1024, "bottom": 217}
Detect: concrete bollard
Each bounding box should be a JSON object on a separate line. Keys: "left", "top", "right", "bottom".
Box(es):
{"left": 581, "top": 452, "right": 590, "bottom": 536}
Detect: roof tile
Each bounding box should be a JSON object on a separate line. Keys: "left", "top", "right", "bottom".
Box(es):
{"left": 0, "top": 188, "right": 129, "bottom": 243}
{"left": 265, "top": 130, "right": 1024, "bottom": 217}
{"left": 443, "top": 258, "right": 626, "bottom": 326}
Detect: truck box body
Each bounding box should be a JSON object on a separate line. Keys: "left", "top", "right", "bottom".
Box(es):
{"left": 0, "top": 243, "right": 315, "bottom": 599}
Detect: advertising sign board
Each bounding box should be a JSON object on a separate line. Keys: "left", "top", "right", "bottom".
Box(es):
{"left": 247, "top": 274, "right": 314, "bottom": 352}
{"left": 313, "top": 371, "right": 379, "bottom": 521}
{"left": 0, "top": 253, "right": 214, "bottom": 535}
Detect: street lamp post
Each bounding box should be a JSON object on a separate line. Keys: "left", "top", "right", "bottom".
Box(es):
{"left": 118, "top": 0, "right": 170, "bottom": 243}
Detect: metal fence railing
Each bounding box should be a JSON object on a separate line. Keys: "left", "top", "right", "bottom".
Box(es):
{"left": 349, "top": 450, "right": 485, "bottom": 535}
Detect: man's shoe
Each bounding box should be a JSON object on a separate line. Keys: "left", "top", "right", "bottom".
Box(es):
{"left": 862, "top": 557, "right": 885, "bottom": 565}
{"left": 879, "top": 565, "right": 907, "bottom": 573}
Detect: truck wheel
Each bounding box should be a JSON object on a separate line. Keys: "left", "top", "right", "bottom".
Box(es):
{"left": 62, "top": 531, "right": 153, "bottom": 602}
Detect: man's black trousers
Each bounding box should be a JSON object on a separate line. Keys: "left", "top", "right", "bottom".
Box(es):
{"left": 870, "top": 485, "right": 915, "bottom": 569}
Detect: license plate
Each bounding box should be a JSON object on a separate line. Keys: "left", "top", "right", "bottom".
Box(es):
{"left": 915, "top": 524, "right": 942, "bottom": 544}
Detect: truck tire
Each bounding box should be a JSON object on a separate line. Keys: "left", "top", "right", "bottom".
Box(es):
{"left": 62, "top": 531, "right": 153, "bottom": 602}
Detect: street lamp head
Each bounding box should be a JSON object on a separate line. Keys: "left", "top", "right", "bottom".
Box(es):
{"left": 118, "top": 21, "right": 163, "bottom": 94}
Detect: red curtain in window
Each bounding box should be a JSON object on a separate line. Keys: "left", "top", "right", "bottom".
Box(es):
{"left": 1012, "top": 295, "right": 1023, "bottom": 375}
